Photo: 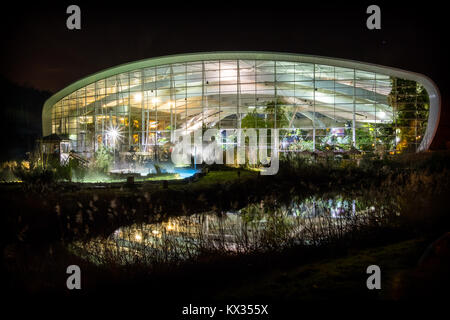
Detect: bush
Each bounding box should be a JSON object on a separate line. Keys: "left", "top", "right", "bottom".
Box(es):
{"left": 154, "top": 163, "right": 162, "bottom": 175}
{"left": 93, "top": 146, "right": 113, "bottom": 173}
{"left": 0, "top": 161, "right": 20, "bottom": 182}
{"left": 13, "top": 165, "right": 55, "bottom": 185}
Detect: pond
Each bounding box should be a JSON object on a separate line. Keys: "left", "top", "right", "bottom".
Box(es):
{"left": 69, "top": 194, "right": 390, "bottom": 266}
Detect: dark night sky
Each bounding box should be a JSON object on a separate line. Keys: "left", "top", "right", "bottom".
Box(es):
{"left": 1, "top": 1, "right": 449, "bottom": 147}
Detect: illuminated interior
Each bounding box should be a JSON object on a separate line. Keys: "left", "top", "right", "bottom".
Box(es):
{"left": 43, "top": 52, "right": 438, "bottom": 160}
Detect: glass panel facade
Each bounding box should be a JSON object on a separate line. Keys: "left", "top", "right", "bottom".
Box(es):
{"left": 48, "top": 59, "right": 430, "bottom": 159}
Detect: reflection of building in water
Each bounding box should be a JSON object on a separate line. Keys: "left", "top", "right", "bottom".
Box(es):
{"left": 111, "top": 197, "right": 372, "bottom": 250}
{"left": 112, "top": 213, "right": 264, "bottom": 251}
{"left": 285, "top": 197, "right": 365, "bottom": 218}
{"left": 71, "top": 196, "right": 377, "bottom": 265}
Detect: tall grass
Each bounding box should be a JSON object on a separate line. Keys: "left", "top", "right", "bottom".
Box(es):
{"left": 68, "top": 184, "right": 425, "bottom": 269}
{"left": 3, "top": 151, "right": 450, "bottom": 293}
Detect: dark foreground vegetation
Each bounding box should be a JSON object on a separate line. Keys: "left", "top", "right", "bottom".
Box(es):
{"left": 1, "top": 151, "right": 450, "bottom": 306}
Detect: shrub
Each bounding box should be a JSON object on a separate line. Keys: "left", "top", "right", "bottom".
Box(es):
{"left": 154, "top": 163, "right": 162, "bottom": 175}
{"left": 93, "top": 146, "right": 113, "bottom": 173}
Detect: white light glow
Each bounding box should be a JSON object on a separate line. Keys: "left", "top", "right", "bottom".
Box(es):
{"left": 133, "top": 92, "right": 142, "bottom": 102}
{"left": 220, "top": 69, "right": 237, "bottom": 80}
{"left": 378, "top": 111, "right": 386, "bottom": 119}
{"left": 106, "top": 125, "right": 124, "bottom": 147}
{"left": 108, "top": 128, "right": 119, "bottom": 141}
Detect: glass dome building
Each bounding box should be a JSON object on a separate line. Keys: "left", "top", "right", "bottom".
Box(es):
{"left": 42, "top": 52, "right": 440, "bottom": 161}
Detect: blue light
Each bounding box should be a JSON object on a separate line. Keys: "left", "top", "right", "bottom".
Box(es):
{"left": 173, "top": 167, "right": 199, "bottom": 179}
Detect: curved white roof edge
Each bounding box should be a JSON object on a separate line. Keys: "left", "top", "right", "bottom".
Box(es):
{"left": 42, "top": 51, "right": 441, "bottom": 151}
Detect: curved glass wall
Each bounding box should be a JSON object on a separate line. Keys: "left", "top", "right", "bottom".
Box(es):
{"left": 48, "top": 58, "right": 430, "bottom": 159}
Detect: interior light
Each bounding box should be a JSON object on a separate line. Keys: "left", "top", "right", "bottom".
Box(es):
{"left": 108, "top": 128, "right": 119, "bottom": 141}
{"left": 220, "top": 69, "right": 237, "bottom": 79}
{"left": 106, "top": 125, "right": 123, "bottom": 145}
{"left": 133, "top": 93, "right": 142, "bottom": 102}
